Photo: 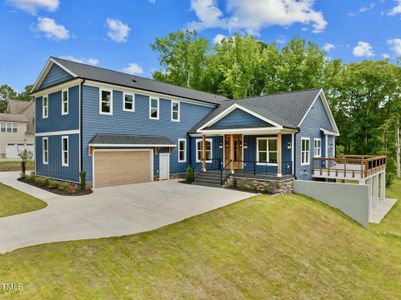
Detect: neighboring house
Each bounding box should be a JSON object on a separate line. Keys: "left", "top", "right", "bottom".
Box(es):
{"left": 29, "top": 57, "right": 350, "bottom": 188}
{"left": 0, "top": 100, "right": 34, "bottom": 159}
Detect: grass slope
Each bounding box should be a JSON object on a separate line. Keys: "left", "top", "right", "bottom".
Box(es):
{"left": 0, "top": 183, "right": 47, "bottom": 218}
{"left": 0, "top": 181, "right": 400, "bottom": 299}
{"left": 0, "top": 161, "right": 34, "bottom": 172}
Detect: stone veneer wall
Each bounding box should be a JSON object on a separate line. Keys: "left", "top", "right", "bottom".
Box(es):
{"left": 225, "top": 176, "right": 294, "bottom": 194}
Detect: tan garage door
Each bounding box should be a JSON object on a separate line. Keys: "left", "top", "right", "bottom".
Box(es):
{"left": 94, "top": 150, "right": 152, "bottom": 187}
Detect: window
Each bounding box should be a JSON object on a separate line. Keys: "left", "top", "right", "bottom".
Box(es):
{"left": 301, "top": 138, "right": 310, "bottom": 165}
{"left": 61, "top": 136, "right": 69, "bottom": 167}
{"left": 42, "top": 95, "right": 48, "bottom": 118}
{"left": 178, "top": 139, "right": 186, "bottom": 162}
{"left": 42, "top": 137, "right": 48, "bottom": 165}
{"left": 0, "top": 122, "right": 5, "bottom": 132}
{"left": 196, "top": 138, "right": 213, "bottom": 162}
{"left": 256, "top": 138, "right": 278, "bottom": 165}
{"left": 100, "top": 90, "right": 112, "bottom": 115}
{"left": 314, "top": 138, "right": 321, "bottom": 157}
{"left": 62, "top": 89, "right": 69, "bottom": 115}
{"left": 149, "top": 97, "right": 159, "bottom": 120}
{"left": 123, "top": 93, "right": 135, "bottom": 112}
{"left": 171, "top": 100, "right": 180, "bottom": 122}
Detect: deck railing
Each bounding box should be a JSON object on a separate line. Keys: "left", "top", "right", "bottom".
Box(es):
{"left": 312, "top": 155, "right": 386, "bottom": 179}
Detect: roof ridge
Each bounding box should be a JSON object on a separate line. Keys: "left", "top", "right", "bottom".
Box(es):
{"left": 226, "top": 88, "right": 322, "bottom": 102}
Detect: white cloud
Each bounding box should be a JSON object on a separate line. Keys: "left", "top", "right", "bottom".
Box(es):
{"left": 59, "top": 56, "right": 99, "bottom": 66}
{"left": 6, "top": 0, "right": 59, "bottom": 14}
{"left": 322, "top": 43, "right": 335, "bottom": 52}
{"left": 188, "top": 0, "right": 327, "bottom": 34}
{"left": 353, "top": 41, "right": 374, "bottom": 57}
{"left": 106, "top": 18, "right": 130, "bottom": 43}
{"left": 382, "top": 53, "right": 390, "bottom": 59}
{"left": 388, "top": 0, "right": 401, "bottom": 15}
{"left": 387, "top": 38, "right": 401, "bottom": 56}
{"left": 213, "top": 33, "right": 226, "bottom": 44}
{"left": 122, "top": 63, "right": 144, "bottom": 75}
{"left": 36, "top": 17, "right": 69, "bottom": 40}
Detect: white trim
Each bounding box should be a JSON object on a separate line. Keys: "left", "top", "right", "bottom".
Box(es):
{"left": 149, "top": 97, "right": 160, "bottom": 120}
{"left": 61, "top": 136, "right": 69, "bottom": 167}
{"left": 301, "top": 137, "right": 310, "bottom": 166}
{"left": 195, "top": 138, "right": 213, "bottom": 163}
{"left": 291, "top": 133, "right": 295, "bottom": 175}
{"left": 197, "top": 103, "right": 283, "bottom": 132}
{"left": 42, "top": 137, "right": 48, "bottom": 165}
{"left": 42, "top": 95, "right": 48, "bottom": 119}
{"left": 78, "top": 83, "right": 81, "bottom": 173}
{"left": 99, "top": 89, "right": 113, "bottom": 115}
{"left": 36, "top": 129, "right": 80, "bottom": 137}
{"left": 171, "top": 100, "right": 180, "bottom": 122}
{"left": 198, "top": 127, "right": 284, "bottom": 134}
{"left": 92, "top": 148, "right": 154, "bottom": 189}
{"left": 256, "top": 137, "right": 278, "bottom": 166}
{"left": 178, "top": 138, "right": 187, "bottom": 163}
{"left": 320, "top": 127, "right": 340, "bottom": 137}
{"left": 314, "top": 138, "right": 322, "bottom": 158}
{"left": 325, "top": 134, "right": 328, "bottom": 158}
{"left": 88, "top": 143, "right": 176, "bottom": 148}
{"left": 123, "top": 92, "right": 135, "bottom": 112}
{"left": 32, "top": 79, "right": 83, "bottom": 97}
{"left": 159, "top": 153, "right": 170, "bottom": 180}
{"left": 61, "top": 88, "right": 69, "bottom": 115}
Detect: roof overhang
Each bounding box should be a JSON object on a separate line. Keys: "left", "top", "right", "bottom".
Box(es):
{"left": 193, "top": 127, "right": 297, "bottom": 136}
{"left": 320, "top": 128, "right": 340, "bottom": 136}
{"left": 88, "top": 143, "right": 176, "bottom": 148}
{"left": 31, "top": 78, "right": 84, "bottom": 97}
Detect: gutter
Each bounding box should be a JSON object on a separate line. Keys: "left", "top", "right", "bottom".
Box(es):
{"left": 294, "top": 129, "right": 300, "bottom": 180}
{"left": 80, "top": 79, "right": 86, "bottom": 173}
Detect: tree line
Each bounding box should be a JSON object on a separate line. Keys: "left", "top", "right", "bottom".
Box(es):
{"left": 151, "top": 30, "right": 401, "bottom": 185}
{"left": 0, "top": 84, "right": 33, "bottom": 112}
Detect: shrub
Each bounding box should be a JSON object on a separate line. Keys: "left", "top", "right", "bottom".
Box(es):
{"left": 239, "top": 182, "right": 246, "bottom": 191}
{"left": 232, "top": 178, "right": 238, "bottom": 188}
{"left": 18, "top": 148, "right": 33, "bottom": 178}
{"left": 184, "top": 166, "right": 194, "bottom": 183}
{"left": 262, "top": 184, "right": 271, "bottom": 194}
{"left": 80, "top": 171, "right": 87, "bottom": 190}
{"left": 48, "top": 180, "right": 59, "bottom": 189}
{"left": 35, "top": 177, "right": 49, "bottom": 186}
{"left": 250, "top": 184, "right": 258, "bottom": 192}
{"left": 26, "top": 174, "right": 36, "bottom": 182}
{"left": 58, "top": 182, "right": 71, "bottom": 193}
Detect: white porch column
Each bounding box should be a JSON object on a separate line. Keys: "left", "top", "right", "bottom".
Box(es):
{"left": 373, "top": 175, "right": 379, "bottom": 208}
{"left": 380, "top": 171, "right": 386, "bottom": 200}
{"left": 367, "top": 177, "right": 372, "bottom": 214}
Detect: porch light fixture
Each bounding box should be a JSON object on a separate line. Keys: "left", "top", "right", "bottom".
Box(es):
{"left": 303, "top": 168, "right": 308, "bottom": 176}
{"left": 219, "top": 142, "right": 223, "bottom": 149}
{"left": 244, "top": 142, "right": 248, "bottom": 149}
{"left": 287, "top": 142, "right": 292, "bottom": 149}
{"left": 330, "top": 143, "right": 334, "bottom": 149}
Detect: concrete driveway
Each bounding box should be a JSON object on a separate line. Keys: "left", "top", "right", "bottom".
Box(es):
{"left": 0, "top": 172, "right": 252, "bottom": 253}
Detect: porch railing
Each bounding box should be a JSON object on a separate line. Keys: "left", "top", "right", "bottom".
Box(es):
{"left": 225, "top": 160, "right": 293, "bottom": 176}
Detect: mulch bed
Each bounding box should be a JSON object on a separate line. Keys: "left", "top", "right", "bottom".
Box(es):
{"left": 18, "top": 177, "right": 93, "bottom": 196}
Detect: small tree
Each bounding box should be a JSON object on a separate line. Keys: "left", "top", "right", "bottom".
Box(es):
{"left": 184, "top": 166, "right": 194, "bottom": 183}
{"left": 18, "top": 149, "right": 33, "bottom": 178}
{"left": 80, "top": 171, "right": 87, "bottom": 190}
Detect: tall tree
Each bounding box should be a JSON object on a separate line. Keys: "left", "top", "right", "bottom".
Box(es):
{"left": 15, "top": 84, "right": 34, "bottom": 101}
{"left": 0, "top": 84, "right": 17, "bottom": 112}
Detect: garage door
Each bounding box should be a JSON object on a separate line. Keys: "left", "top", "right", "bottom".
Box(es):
{"left": 94, "top": 150, "right": 152, "bottom": 187}
{"left": 6, "top": 143, "right": 34, "bottom": 159}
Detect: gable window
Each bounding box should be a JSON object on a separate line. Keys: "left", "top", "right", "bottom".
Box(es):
{"left": 196, "top": 138, "right": 213, "bottom": 162}
{"left": 301, "top": 138, "right": 310, "bottom": 165}
{"left": 62, "top": 89, "right": 69, "bottom": 115}
{"left": 171, "top": 100, "right": 180, "bottom": 122}
{"left": 61, "top": 136, "right": 69, "bottom": 167}
{"left": 149, "top": 97, "right": 159, "bottom": 120}
{"left": 123, "top": 93, "right": 135, "bottom": 112}
{"left": 100, "top": 90, "right": 112, "bottom": 115}
{"left": 314, "top": 138, "right": 322, "bottom": 157}
{"left": 257, "top": 138, "right": 277, "bottom": 165}
{"left": 42, "top": 95, "right": 48, "bottom": 118}
{"left": 178, "top": 139, "right": 186, "bottom": 163}
{"left": 42, "top": 137, "right": 48, "bottom": 165}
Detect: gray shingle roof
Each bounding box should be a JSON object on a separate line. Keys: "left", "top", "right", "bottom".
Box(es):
{"left": 0, "top": 113, "right": 29, "bottom": 123}
{"left": 190, "top": 88, "right": 324, "bottom": 132}
{"left": 89, "top": 133, "right": 175, "bottom": 146}
{"left": 47, "top": 57, "right": 227, "bottom": 105}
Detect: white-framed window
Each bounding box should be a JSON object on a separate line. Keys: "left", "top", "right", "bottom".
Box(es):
{"left": 171, "top": 100, "right": 180, "bottom": 122}
{"left": 99, "top": 89, "right": 112, "bottom": 115}
{"left": 178, "top": 138, "right": 186, "bottom": 163}
{"left": 301, "top": 137, "right": 310, "bottom": 165}
{"left": 314, "top": 138, "right": 321, "bottom": 157}
{"left": 256, "top": 138, "right": 278, "bottom": 165}
{"left": 42, "top": 137, "right": 48, "bottom": 165}
{"left": 62, "top": 89, "right": 69, "bottom": 115}
{"left": 123, "top": 93, "right": 135, "bottom": 112}
{"left": 149, "top": 97, "right": 159, "bottom": 120}
{"left": 61, "top": 136, "right": 69, "bottom": 167}
{"left": 196, "top": 138, "right": 213, "bottom": 162}
{"left": 42, "top": 95, "right": 48, "bottom": 118}
{"left": 0, "top": 122, "right": 5, "bottom": 133}
{"left": 2, "top": 122, "right": 17, "bottom": 133}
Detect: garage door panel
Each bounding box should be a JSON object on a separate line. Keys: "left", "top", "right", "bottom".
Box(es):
{"left": 94, "top": 151, "right": 152, "bottom": 187}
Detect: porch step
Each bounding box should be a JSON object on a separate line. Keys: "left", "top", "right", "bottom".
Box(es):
{"left": 193, "top": 170, "right": 231, "bottom": 187}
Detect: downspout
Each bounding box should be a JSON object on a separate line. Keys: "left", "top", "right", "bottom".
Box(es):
{"left": 188, "top": 134, "right": 192, "bottom": 167}
{"left": 80, "top": 79, "right": 86, "bottom": 173}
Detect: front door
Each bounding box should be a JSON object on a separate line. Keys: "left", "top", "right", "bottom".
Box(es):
{"left": 224, "top": 135, "right": 243, "bottom": 169}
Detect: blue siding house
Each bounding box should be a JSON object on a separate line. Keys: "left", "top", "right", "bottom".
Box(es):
{"left": 31, "top": 57, "right": 339, "bottom": 188}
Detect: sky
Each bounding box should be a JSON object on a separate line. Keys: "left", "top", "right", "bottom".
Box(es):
{"left": 0, "top": 0, "right": 400, "bottom": 92}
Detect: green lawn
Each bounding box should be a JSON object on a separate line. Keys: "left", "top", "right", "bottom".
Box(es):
{"left": 0, "top": 180, "right": 400, "bottom": 299}
{"left": 0, "top": 183, "right": 47, "bottom": 218}
{"left": 0, "top": 161, "right": 34, "bottom": 172}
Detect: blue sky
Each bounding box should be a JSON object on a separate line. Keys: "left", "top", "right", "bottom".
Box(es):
{"left": 0, "top": 0, "right": 400, "bottom": 92}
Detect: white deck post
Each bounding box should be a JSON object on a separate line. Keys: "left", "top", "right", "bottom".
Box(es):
{"left": 367, "top": 178, "right": 372, "bottom": 214}
{"left": 380, "top": 171, "right": 386, "bottom": 200}
{"left": 373, "top": 175, "right": 379, "bottom": 208}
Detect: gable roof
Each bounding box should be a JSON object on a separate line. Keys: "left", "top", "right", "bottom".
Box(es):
{"left": 31, "top": 57, "right": 227, "bottom": 105}
{"left": 6, "top": 100, "right": 33, "bottom": 115}
{"left": 0, "top": 113, "right": 28, "bottom": 123}
{"left": 191, "top": 88, "right": 327, "bottom": 133}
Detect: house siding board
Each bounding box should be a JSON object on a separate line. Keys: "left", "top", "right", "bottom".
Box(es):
{"left": 208, "top": 108, "right": 270, "bottom": 129}
{"left": 35, "top": 134, "right": 80, "bottom": 182}
{"left": 39, "top": 64, "right": 73, "bottom": 90}
{"left": 35, "top": 85, "right": 80, "bottom": 133}
{"left": 82, "top": 85, "right": 214, "bottom": 182}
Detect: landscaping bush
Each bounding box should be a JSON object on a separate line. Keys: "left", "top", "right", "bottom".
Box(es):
{"left": 48, "top": 180, "right": 59, "bottom": 189}
{"left": 35, "top": 177, "right": 49, "bottom": 187}
{"left": 26, "top": 174, "right": 36, "bottom": 183}
{"left": 58, "top": 182, "right": 71, "bottom": 193}
{"left": 239, "top": 182, "right": 246, "bottom": 191}
{"left": 184, "top": 166, "right": 194, "bottom": 183}
{"left": 80, "top": 171, "right": 87, "bottom": 190}
{"left": 232, "top": 178, "right": 238, "bottom": 188}
{"left": 250, "top": 184, "right": 258, "bottom": 192}
{"left": 262, "top": 185, "right": 271, "bottom": 194}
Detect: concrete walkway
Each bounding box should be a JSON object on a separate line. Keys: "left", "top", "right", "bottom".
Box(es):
{"left": 0, "top": 172, "right": 253, "bottom": 253}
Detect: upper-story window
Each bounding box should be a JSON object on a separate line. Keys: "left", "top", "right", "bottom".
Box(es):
{"left": 171, "top": 100, "right": 180, "bottom": 122}
{"left": 42, "top": 95, "right": 48, "bottom": 118}
{"left": 0, "top": 122, "right": 17, "bottom": 133}
{"left": 314, "top": 138, "right": 321, "bottom": 157}
{"left": 42, "top": 137, "right": 48, "bottom": 165}
{"left": 61, "top": 136, "right": 69, "bottom": 167}
{"left": 123, "top": 93, "right": 135, "bottom": 112}
{"left": 100, "top": 90, "right": 112, "bottom": 115}
{"left": 62, "top": 89, "right": 69, "bottom": 115}
{"left": 149, "top": 97, "right": 159, "bottom": 120}
{"left": 301, "top": 137, "right": 310, "bottom": 165}
{"left": 257, "top": 138, "right": 277, "bottom": 165}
